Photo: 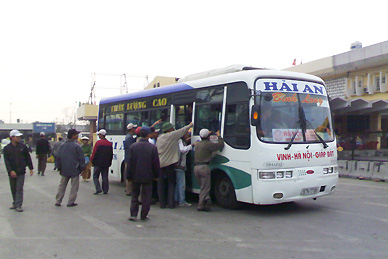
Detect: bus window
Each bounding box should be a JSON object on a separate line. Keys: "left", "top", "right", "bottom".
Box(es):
{"left": 194, "top": 104, "right": 222, "bottom": 134}
{"left": 150, "top": 108, "right": 170, "bottom": 131}
{"left": 105, "top": 114, "right": 124, "bottom": 135}
{"left": 126, "top": 111, "right": 148, "bottom": 127}
{"left": 194, "top": 86, "right": 223, "bottom": 135}
{"left": 98, "top": 106, "right": 105, "bottom": 130}
{"left": 224, "top": 103, "right": 250, "bottom": 149}
{"left": 175, "top": 104, "right": 193, "bottom": 129}
{"left": 196, "top": 87, "right": 224, "bottom": 103}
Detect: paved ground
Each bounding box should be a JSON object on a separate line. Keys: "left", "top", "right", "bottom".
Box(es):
{"left": 1, "top": 155, "right": 388, "bottom": 259}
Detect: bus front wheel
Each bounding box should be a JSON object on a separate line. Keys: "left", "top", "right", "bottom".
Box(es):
{"left": 214, "top": 176, "right": 241, "bottom": 209}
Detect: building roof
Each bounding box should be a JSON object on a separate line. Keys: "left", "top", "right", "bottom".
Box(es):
{"left": 0, "top": 123, "right": 33, "bottom": 130}
{"left": 331, "top": 97, "right": 388, "bottom": 115}
{"left": 285, "top": 40, "right": 388, "bottom": 78}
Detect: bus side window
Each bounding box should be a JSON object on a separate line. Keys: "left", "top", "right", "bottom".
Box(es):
{"left": 175, "top": 104, "right": 193, "bottom": 129}
{"left": 224, "top": 103, "right": 250, "bottom": 149}
{"left": 224, "top": 82, "right": 250, "bottom": 149}
{"left": 150, "top": 108, "right": 170, "bottom": 131}
{"left": 194, "top": 104, "right": 222, "bottom": 134}
{"left": 194, "top": 87, "right": 224, "bottom": 135}
{"left": 106, "top": 114, "right": 124, "bottom": 135}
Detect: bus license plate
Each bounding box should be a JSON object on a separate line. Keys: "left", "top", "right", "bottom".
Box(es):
{"left": 300, "top": 187, "right": 319, "bottom": 196}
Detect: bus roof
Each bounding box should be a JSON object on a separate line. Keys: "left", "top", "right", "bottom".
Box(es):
{"left": 100, "top": 83, "right": 193, "bottom": 105}
{"left": 99, "top": 69, "right": 325, "bottom": 105}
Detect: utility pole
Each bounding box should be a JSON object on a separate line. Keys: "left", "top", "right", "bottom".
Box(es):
{"left": 9, "top": 102, "right": 12, "bottom": 123}
{"left": 120, "top": 74, "right": 128, "bottom": 94}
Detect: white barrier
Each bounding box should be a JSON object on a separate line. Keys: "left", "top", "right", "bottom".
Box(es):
{"left": 337, "top": 160, "right": 351, "bottom": 177}
{"left": 371, "top": 162, "right": 388, "bottom": 181}
{"left": 349, "top": 161, "right": 373, "bottom": 180}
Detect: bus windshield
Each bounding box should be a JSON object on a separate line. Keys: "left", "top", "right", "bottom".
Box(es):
{"left": 255, "top": 92, "right": 334, "bottom": 143}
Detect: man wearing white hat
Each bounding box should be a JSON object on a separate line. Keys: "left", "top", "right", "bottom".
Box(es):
{"left": 3, "top": 130, "right": 34, "bottom": 212}
{"left": 90, "top": 129, "right": 113, "bottom": 195}
{"left": 124, "top": 123, "right": 137, "bottom": 195}
{"left": 194, "top": 129, "right": 224, "bottom": 212}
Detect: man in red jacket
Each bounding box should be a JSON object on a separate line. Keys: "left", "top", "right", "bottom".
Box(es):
{"left": 90, "top": 129, "right": 113, "bottom": 195}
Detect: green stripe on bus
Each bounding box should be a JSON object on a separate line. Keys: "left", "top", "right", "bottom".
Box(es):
{"left": 210, "top": 155, "right": 251, "bottom": 190}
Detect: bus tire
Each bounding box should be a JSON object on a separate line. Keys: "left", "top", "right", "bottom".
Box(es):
{"left": 214, "top": 175, "right": 241, "bottom": 209}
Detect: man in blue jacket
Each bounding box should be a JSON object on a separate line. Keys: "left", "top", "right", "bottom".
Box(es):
{"left": 55, "top": 129, "right": 85, "bottom": 207}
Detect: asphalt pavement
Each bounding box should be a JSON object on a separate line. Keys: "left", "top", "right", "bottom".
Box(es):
{"left": 1, "top": 154, "right": 388, "bottom": 259}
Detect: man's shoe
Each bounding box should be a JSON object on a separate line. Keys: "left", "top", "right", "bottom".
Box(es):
{"left": 197, "top": 207, "right": 211, "bottom": 212}
{"left": 15, "top": 207, "right": 23, "bottom": 212}
{"left": 179, "top": 202, "right": 192, "bottom": 207}
{"left": 140, "top": 216, "right": 149, "bottom": 221}
{"left": 41, "top": 173, "right": 45, "bottom": 176}
{"left": 129, "top": 216, "right": 137, "bottom": 221}
{"left": 67, "top": 203, "right": 78, "bottom": 207}
{"left": 55, "top": 203, "right": 61, "bottom": 207}
{"left": 93, "top": 191, "right": 102, "bottom": 195}
{"left": 37, "top": 172, "right": 40, "bottom": 175}
{"left": 9, "top": 206, "right": 16, "bottom": 210}
{"left": 103, "top": 192, "right": 108, "bottom": 194}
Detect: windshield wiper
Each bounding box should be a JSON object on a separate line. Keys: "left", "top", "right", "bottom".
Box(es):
{"left": 284, "top": 106, "right": 328, "bottom": 150}
{"left": 284, "top": 120, "right": 300, "bottom": 150}
{"left": 284, "top": 106, "right": 306, "bottom": 150}
{"left": 305, "top": 120, "right": 329, "bottom": 149}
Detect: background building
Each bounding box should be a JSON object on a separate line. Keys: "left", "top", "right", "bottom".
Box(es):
{"left": 285, "top": 40, "right": 388, "bottom": 156}
{"left": 144, "top": 76, "right": 179, "bottom": 89}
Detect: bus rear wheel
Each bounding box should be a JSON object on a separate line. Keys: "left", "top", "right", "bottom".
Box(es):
{"left": 214, "top": 176, "right": 241, "bottom": 209}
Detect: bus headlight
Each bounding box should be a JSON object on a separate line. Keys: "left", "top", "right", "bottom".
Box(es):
{"left": 276, "top": 171, "right": 284, "bottom": 178}
{"left": 259, "top": 172, "right": 276, "bottom": 179}
{"left": 258, "top": 170, "right": 293, "bottom": 179}
{"left": 285, "top": 171, "right": 293, "bottom": 178}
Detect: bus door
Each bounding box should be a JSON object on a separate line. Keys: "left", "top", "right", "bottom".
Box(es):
{"left": 173, "top": 103, "right": 194, "bottom": 188}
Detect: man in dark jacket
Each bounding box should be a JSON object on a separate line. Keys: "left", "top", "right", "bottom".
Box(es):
{"left": 124, "top": 123, "right": 137, "bottom": 195}
{"left": 128, "top": 128, "right": 160, "bottom": 221}
{"left": 3, "top": 129, "right": 34, "bottom": 212}
{"left": 55, "top": 129, "right": 85, "bottom": 207}
{"left": 90, "top": 129, "right": 113, "bottom": 195}
{"left": 36, "top": 132, "right": 51, "bottom": 176}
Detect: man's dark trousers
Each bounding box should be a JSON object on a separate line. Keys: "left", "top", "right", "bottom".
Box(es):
{"left": 130, "top": 182, "right": 152, "bottom": 219}
{"left": 93, "top": 166, "right": 109, "bottom": 193}
{"left": 9, "top": 174, "right": 25, "bottom": 208}
{"left": 157, "top": 164, "right": 176, "bottom": 208}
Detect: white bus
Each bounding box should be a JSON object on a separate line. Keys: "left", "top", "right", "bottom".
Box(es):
{"left": 98, "top": 66, "right": 338, "bottom": 208}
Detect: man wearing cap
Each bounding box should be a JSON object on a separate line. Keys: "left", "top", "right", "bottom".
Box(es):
{"left": 36, "top": 131, "right": 51, "bottom": 176}
{"left": 55, "top": 129, "right": 85, "bottom": 207}
{"left": 155, "top": 121, "right": 193, "bottom": 209}
{"left": 81, "top": 136, "right": 92, "bottom": 182}
{"left": 194, "top": 129, "right": 224, "bottom": 212}
{"left": 128, "top": 127, "right": 160, "bottom": 221}
{"left": 3, "top": 130, "right": 34, "bottom": 212}
{"left": 124, "top": 123, "right": 137, "bottom": 195}
{"left": 90, "top": 129, "right": 113, "bottom": 195}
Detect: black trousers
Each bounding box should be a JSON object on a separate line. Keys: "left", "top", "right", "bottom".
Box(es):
{"left": 158, "top": 164, "right": 176, "bottom": 208}
{"left": 93, "top": 166, "right": 109, "bottom": 193}
{"left": 130, "top": 181, "right": 152, "bottom": 219}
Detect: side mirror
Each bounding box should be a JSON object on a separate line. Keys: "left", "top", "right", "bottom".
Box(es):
{"left": 251, "top": 104, "right": 260, "bottom": 126}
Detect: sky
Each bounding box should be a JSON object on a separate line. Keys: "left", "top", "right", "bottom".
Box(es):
{"left": 0, "top": 0, "right": 387, "bottom": 124}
